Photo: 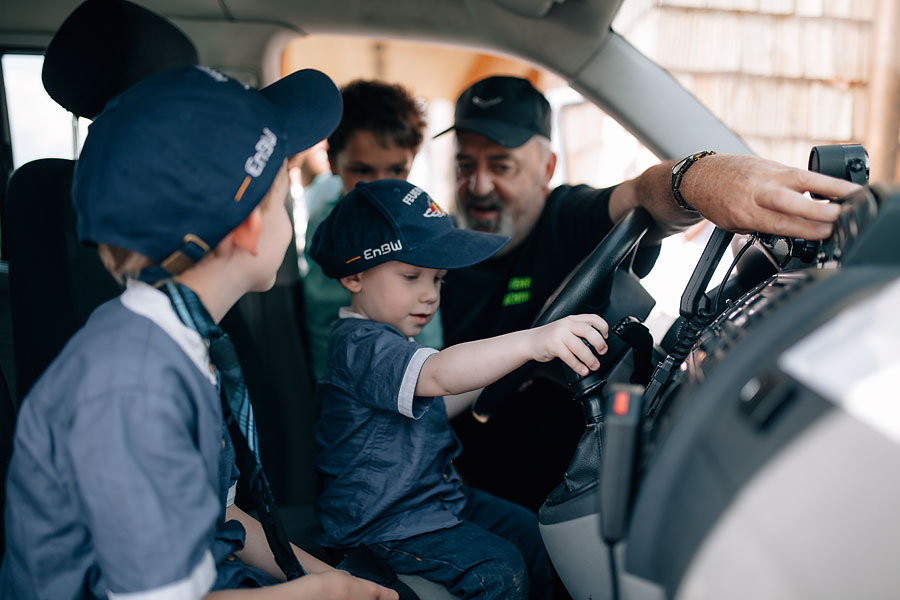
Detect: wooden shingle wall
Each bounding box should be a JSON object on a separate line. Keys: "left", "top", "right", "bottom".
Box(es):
{"left": 615, "top": 0, "right": 882, "bottom": 170}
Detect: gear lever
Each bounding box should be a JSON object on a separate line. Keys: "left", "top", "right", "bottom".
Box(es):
{"left": 545, "top": 317, "right": 652, "bottom": 502}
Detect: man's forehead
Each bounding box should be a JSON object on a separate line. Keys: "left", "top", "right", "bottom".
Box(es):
{"left": 455, "top": 148, "right": 516, "bottom": 161}
{"left": 455, "top": 131, "right": 532, "bottom": 159}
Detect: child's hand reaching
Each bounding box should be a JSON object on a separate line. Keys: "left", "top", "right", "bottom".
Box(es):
{"left": 417, "top": 313, "right": 610, "bottom": 398}
{"left": 528, "top": 314, "right": 609, "bottom": 377}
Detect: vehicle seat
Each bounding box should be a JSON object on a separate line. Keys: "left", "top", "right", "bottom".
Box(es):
{"left": 221, "top": 242, "right": 319, "bottom": 506}
{"left": 0, "top": 261, "right": 16, "bottom": 403}
{"left": 5, "top": 0, "right": 198, "bottom": 401}
{"left": 0, "top": 362, "right": 15, "bottom": 561}
{"left": 6, "top": 159, "right": 122, "bottom": 400}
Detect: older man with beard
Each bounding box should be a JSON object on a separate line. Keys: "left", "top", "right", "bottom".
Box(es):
{"left": 436, "top": 75, "right": 858, "bottom": 512}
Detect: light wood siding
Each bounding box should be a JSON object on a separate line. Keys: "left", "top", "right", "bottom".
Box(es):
{"left": 615, "top": 0, "right": 893, "bottom": 173}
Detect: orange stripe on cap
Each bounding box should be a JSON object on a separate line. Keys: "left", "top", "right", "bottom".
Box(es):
{"left": 234, "top": 175, "right": 252, "bottom": 202}
{"left": 345, "top": 256, "right": 361, "bottom": 264}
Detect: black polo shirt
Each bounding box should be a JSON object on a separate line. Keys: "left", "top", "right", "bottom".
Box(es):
{"left": 441, "top": 183, "right": 619, "bottom": 510}
{"left": 442, "top": 184, "right": 617, "bottom": 347}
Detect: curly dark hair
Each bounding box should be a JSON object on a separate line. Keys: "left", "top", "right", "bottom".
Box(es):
{"left": 326, "top": 80, "right": 426, "bottom": 165}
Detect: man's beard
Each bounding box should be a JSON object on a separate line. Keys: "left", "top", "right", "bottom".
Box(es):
{"left": 459, "top": 195, "right": 515, "bottom": 240}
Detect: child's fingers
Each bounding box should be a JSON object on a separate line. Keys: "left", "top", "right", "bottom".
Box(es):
{"left": 576, "top": 322, "right": 608, "bottom": 356}
{"left": 571, "top": 313, "right": 609, "bottom": 337}
{"left": 562, "top": 334, "right": 600, "bottom": 375}
{"left": 557, "top": 346, "right": 592, "bottom": 376}
{"left": 562, "top": 316, "right": 607, "bottom": 357}
{"left": 536, "top": 315, "right": 611, "bottom": 373}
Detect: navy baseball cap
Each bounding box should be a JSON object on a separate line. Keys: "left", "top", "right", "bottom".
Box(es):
{"left": 73, "top": 64, "right": 342, "bottom": 281}
{"left": 309, "top": 179, "right": 509, "bottom": 279}
{"left": 434, "top": 75, "right": 551, "bottom": 148}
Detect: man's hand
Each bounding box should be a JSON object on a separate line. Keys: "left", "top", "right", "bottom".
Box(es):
{"left": 529, "top": 314, "right": 609, "bottom": 377}
{"left": 683, "top": 154, "right": 860, "bottom": 240}
{"left": 614, "top": 153, "right": 861, "bottom": 242}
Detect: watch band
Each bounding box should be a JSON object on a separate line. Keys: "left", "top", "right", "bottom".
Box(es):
{"left": 672, "top": 150, "right": 716, "bottom": 212}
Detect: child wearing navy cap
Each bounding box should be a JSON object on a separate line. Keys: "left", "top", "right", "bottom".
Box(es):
{"left": 309, "top": 179, "right": 610, "bottom": 600}
{"left": 1, "top": 65, "right": 396, "bottom": 600}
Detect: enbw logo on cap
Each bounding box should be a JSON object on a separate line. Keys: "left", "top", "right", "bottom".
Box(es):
{"left": 245, "top": 128, "right": 277, "bottom": 178}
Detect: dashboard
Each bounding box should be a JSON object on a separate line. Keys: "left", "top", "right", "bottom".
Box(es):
{"left": 626, "top": 183, "right": 900, "bottom": 598}
{"left": 540, "top": 178, "right": 900, "bottom": 600}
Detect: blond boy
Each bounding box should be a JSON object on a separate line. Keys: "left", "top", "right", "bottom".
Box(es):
{"left": 1, "top": 65, "right": 396, "bottom": 600}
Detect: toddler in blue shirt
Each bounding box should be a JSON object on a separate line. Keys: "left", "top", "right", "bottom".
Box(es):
{"left": 309, "top": 179, "right": 609, "bottom": 600}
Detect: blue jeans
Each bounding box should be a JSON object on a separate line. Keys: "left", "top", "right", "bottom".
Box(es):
{"left": 368, "top": 487, "right": 553, "bottom": 600}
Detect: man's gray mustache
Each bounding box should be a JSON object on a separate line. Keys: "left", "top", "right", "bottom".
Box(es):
{"left": 464, "top": 195, "right": 503, "bottom": 212}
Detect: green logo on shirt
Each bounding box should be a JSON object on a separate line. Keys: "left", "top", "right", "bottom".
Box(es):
{"left": 502, "top": 276, "right": 532, "bottom": 306}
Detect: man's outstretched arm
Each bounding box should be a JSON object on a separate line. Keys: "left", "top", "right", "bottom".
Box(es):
{"left": 608, "top": 154, "right": 860, "bottom": 241}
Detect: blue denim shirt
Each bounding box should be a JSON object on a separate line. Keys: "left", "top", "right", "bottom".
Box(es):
{"left": 313, "top": 315, "right": 466, "bottom": 548}
{"left": 0, "top": 288, "right": 274, "bottom": 599}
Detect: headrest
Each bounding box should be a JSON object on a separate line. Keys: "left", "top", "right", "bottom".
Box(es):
{"left": 42, "top": 0, "right": 199, "bottom": 119}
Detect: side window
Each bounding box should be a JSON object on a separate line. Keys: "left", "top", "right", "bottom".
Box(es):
{"left": 553, "top": 91, "right": 658, "bottom": 189}
{"left": 2, "top": 53, "right": 89, "bottom": 170}
{"left": 554, "top": 90, "right": 730, "bottom": 340}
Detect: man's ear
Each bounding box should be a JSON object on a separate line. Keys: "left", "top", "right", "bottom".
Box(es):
{"left": 339, "top": 273, "right": 362, "bottom": 293}
{"left": 542, "top": 151, "right": 557, "bottom": 192}
{"left": 231, "top": 207, "right": 263, "bottom": 256}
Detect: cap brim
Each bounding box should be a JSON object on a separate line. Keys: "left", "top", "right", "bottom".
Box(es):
{"left": 402, "top": 228, "right": 509, "bottom": 270}
{"left": 260, "top": 69, "right": 343, "bottom": 155}
{"left": 432, "top": 117, "right": 535, "bottom": 148}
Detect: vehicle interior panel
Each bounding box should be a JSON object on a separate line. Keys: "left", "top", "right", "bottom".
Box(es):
{"left": 1, "top": 1, "right": 898, "bottom": 599}
{"left": 618, "top": 185, "right": 900, "bottom": 598}
{"left": 627, "top": 266, "right": 896, "bottom": 591}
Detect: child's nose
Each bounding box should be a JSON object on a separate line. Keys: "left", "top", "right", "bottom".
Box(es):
{"left": 420, "top": 284, "right": 439, "bottom": 304}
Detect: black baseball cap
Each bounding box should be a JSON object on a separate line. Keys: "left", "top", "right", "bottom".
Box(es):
{"left": 310, "top": 179, "right": 509, "bottom": 279}
{"left": 73, "top": 64, "right": 342, "bottom": 283}
{"left": 434, "top": 75, "right": 551, "bottom": 148}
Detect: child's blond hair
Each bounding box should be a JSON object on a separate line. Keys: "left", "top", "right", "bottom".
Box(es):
{"left": 97, "top": 245, "right": 156, "bottom": 284}
{"left": 98, "top": 192, "right": 280, "bottom": 284}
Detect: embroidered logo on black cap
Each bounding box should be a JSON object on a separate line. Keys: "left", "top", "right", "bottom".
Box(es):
{"left": 196, "top": 65, "right": 228, "bottom": 82}
{"left": 472, "top": 95, "right": 503, "bottom": 108}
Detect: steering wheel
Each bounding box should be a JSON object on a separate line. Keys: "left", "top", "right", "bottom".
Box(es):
{"left": 471, "top": 207, "right": 653, "bottom": 421}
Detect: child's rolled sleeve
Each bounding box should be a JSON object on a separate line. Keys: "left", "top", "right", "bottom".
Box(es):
{"left": 345, "top": 324, "right": 439, "bottom": 419}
